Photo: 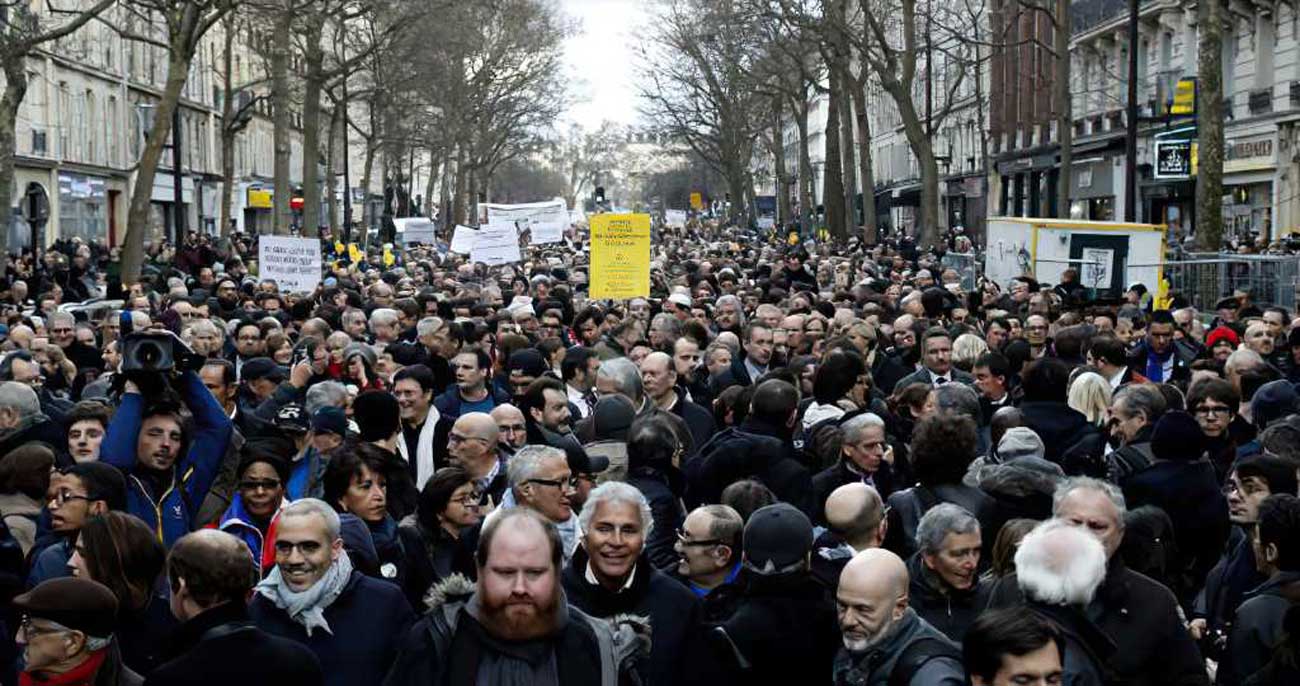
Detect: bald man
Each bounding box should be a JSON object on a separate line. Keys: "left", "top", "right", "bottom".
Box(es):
{"left": 813, "top": 484, "right": 887, "bottom": 592}
{"left": 834, "top": 549, "right": 965, "bottom": 685}
{"left": 447, "top": 413, "right": 507, "bottom": 505}
{"left": 490, "top": 404, "right": 527, "bottom": 454}
{"left": 640, "top": 351, "right": 715, "bottom": 448}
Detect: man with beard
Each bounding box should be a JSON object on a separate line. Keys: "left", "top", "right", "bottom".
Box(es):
{"left": 250, "top": 499, "right": 413, "bottom": 686}
{"left": 712, "top": 295, "right": 746, "bottom": 337}
{"left": 833, "top": 549, "right": 966, "bottom": 685}
{"left": 386, "top": 507, "right": 645, "bottom": 686}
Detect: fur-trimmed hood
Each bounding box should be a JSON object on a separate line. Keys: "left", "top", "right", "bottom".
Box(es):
{"left": 422, "top": 572, "right": 476, "bottom": 613}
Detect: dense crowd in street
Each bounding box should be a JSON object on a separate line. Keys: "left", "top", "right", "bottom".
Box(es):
{"left": 0, "top": 219, "right": 1297, "bottom": 686}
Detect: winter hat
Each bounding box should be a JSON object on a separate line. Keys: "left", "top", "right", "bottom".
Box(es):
{"left": 311, "top": 406, "right": 348, "bottom": 438}
{"left": 1206, "top": 326, "right": 1240, "bottom": 350}
{"left": 592, "top": 395, "right": 636, "bottom": 441}
{"left": 14, "top": 578, "right": 119, "bottom": 639}
{"left": 1250, "top": 380, "right": 1299, "bottom": 430}
{"left": 1288, "top": 327, "right": 1300, "bottom": 349}
{"left": 352, "top": 390, "right": 400, "bottom": 442}
{"left": 1235, "top": 453, "right": 1299, "bottom": 497}
{"left": 343, "top": 342, "right": 378, "bottom": 369}
{"left": 508, "top": 349, "right": 549, "bottom": 379}
{"left": 743, "top": 503, "right": 814, "bottom": 576}
{"left": 1150, "top": 411, "right": 1204, "bottom": 462}
{"left": 996, "top": 427, "right": 1045, "bottom": 462}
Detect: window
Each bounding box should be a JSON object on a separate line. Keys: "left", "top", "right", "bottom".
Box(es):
{"left": 57, "top": 83, "right": 70, "bottom": 158}
{"left": 106, "top": 96, "right": 118, "bottom": 167}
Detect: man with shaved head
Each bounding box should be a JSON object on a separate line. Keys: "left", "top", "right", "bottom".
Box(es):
{"left": 833, "top": 549, "right": 966, "bottom": 684}
{"left": 640, "top": 351, "right": 715, "bottom": 448}
{"left": 490, "top": 404, "right": 527, "bottom": 455}
{"left": 151, "top": 529, "right": 323, "bottom": 686}
{"left": 447, "top": 412, "right": 506, "bottom": 505}
{"left": 813, "top": 483, "right": 887, "bottom": 592}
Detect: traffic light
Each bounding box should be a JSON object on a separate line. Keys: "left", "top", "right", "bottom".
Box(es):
{"left": 595, "top": 186, "right": 606, "bottom": 204}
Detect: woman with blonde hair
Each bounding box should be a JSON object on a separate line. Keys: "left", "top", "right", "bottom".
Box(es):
{"left": 952, "top": 333, "right": 990, "bottom": 372}
{"left": 1068, "top": 371, "right": 1112, "bottom": 427}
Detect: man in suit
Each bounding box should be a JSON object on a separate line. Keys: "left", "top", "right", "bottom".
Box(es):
{"left": 711, "top": 322, "right": 775, "bottom": 392}
{"left": 895, "top": 327, "right": 974, "bottom": 389}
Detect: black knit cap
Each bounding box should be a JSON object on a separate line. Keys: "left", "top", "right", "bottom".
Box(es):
{"left": 352, "top": 390, "right": 400, "bottom": 442}
{"left": 743, "top": 503, "right": 813, "bottom": 576}
{"left": 1150, "top": 411, "right": 1204, "bottom": 462}
{"left": 14, "top": 578, "right": 119, "bottom": 638}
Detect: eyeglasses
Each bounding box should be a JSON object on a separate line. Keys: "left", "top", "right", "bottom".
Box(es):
{"left": 675, "top": 529, "right": 723, "bottom": 547}
{"left": 497, "top": 424, "right": 526, "bottom": 434}
{"left": 48, "top": 491, "right": 93, "bottom": 506}
{"left": 19, "top": 616, "right": 66, "bottom": 639}
{"left": 527, "top": 477, "right": 577, "bottom": 490}
{"left": 1194, "top": 406, "right": 1233, "bottom": 417}
{"left": 450, "top": 494, "right": 482, "bottom": 507}
{"left": 239, "top": 479, "right": 282, "bottom": 492}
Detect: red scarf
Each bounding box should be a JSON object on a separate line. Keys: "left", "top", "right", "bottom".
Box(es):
{"left": 20, "top": 649, "right": 108, "bottom": 686}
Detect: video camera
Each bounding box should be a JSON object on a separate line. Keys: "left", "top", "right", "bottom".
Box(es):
{"left": 120, "top": 330, "right": 202, "bottom": 373}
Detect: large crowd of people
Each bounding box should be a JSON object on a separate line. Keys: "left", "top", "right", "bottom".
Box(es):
{"left": 0, "top": 221, "right": 1298, "bottom": 686}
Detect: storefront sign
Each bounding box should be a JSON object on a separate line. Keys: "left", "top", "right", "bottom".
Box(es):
{"left": 247, "top": 188, "right": 272, "bottom": 209}
{"left": 1170, "top": 78, "right": 1196, "bottom": 115}
{"left": 1154, "top": 140, "right": 1193, "bottom": 179}
{"left": 1224, "top": 135, "right": 1276, "bottom": 173}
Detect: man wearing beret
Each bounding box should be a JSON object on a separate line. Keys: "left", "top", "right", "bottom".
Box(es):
{"left": 14, "top": 577, "right": 142, "bottom": 685}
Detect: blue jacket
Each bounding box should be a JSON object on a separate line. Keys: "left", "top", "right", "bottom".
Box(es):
{"left": 432, "top": 385, "right": 509, "bottom": 421}
{"left": 102, "top": 370, "right": 233, "bottom": 547}
{"left": 216, "top": 492, "right": 283, "bottom": 573}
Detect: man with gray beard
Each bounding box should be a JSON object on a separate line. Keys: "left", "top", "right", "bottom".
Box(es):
{"left": 833, "top": 549, "right": 966, "bottom": 685}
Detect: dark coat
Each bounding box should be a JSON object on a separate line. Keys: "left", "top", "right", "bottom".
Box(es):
{"left": 250, "top": 570, "right": 415, "bottom": 686}
{"left": 432, "top": 385, "right": 510, "bottom": 421}
{"left": 708, "top": 571, "right": 841, "bottom": 686}
{"left": 145, "top": 601, "right": 322, "bottom": 686}
{"left": 710, "top": 355, "right": 756, "bottom": 393}
{"left": 1018, "top": 400, "right": 1107, "bottom": 476}
{"left": 893, "top": 366, "right": 975, "bottom": 391}
{"left": 884, "top": 482, "right": 997, "bottom": 561}
{"left": 1196, "top": 527, "right": 1267, "bottom": 648}
{"left": 988, "top": 558, "right": 1209, "bottom": 686}
{"left": 1127, "top": 339, "right": 1196, "bottom": 385}
{"left": 906, "top": 553, "right": 990, "bottom": 643}
{"left": 1221, "top": 572, "right": 1300, "bottom": 686}
{"left": 1122, "top": 457, "right": 1230, "bottom": 600}
{"left": 395, "top": 523, "right": 459, "bottom": 612}
{"left": 0, "top": 416, "right": 70, "bottom": 467}
{"left": 871, "top": 352, "right": 911, "bottom": 395}
{"left": 667, "top": 388, "right": 717, "bottom": 450}
{"left": 684, "top": 418, "right": 815, "bottom": 518}
{"left": 625, "top": 466, "right": 686, "bottom": 573}
{"left": 811, "top": 459, "right": 895, "bottom": 525}
{"left": 561, "top": 549, "right": 700, "bottom": 686}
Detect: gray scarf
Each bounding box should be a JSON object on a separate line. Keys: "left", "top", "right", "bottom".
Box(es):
{"left": 464, "top": 591, "right": 568, "bottom": 686}
{"left": 254, "top": 552, "right": 353, "bottom": 636}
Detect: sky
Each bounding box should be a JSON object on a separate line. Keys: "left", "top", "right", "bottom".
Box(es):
{"left": 560, "top": 0, "right": 645, "bottom": 130}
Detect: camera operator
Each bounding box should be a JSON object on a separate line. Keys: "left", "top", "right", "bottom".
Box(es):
{"left": 100, "top": 343, "right": 234, "bottom": 547}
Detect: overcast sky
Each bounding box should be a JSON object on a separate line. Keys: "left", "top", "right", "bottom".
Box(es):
{"left": 561, "top": 0, "right": 645, "bottom": 130}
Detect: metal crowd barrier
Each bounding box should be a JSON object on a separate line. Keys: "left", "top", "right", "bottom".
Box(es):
{"left": 1158, "top": 253, "right": 1300, "bottom": 311}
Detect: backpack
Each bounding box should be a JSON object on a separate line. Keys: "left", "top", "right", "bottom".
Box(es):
{"left": 887, "top": 637, "right": 963, "bottom": 686}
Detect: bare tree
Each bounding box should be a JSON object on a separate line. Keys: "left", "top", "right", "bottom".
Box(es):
{"left": 120, "top": 0, "right": 238, "bottom": 283}
{"left": 1196, "top": 0, "right": 1224, "bottom": 250}
{"left": 0, "top": 0, "right": 118, "bottom": 264}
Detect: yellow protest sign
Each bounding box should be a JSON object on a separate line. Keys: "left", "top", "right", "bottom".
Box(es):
{"left": 347, "top": 243, "right": 362, "bottom": 262}
{"left": 383, "top": 247, "right": 395, "bottom": 267}
{"left": 334, "top": 241, "right": 345, "bottom": 255}
{"left": 690, "top": 192, "right": 703, "bottom": 210}
{"left": 589, "top": 213, "right": 651, "bottom": 300}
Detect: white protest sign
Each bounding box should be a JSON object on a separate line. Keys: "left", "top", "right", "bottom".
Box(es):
{"left": 395, "top": 217, "right": 437, "bottom": 245}
{"left": 470, "top": 222, "right": 522, "bottom": 266}
{"left": 258, "top": 236, "right": 322, "bottom": 293}
{"left": 665, "top": 209, "right": 687, "bottom": 227}
{"left": 483, "top": 198, "right": 569, "bottom": 245}
{"left": 450, "top": 225, "right": 478, "bottom": 254}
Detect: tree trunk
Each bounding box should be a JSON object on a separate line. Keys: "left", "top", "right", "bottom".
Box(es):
{"left": 218, "top": 18, "right": 237, "bottom": 239}
{"left": 423, "top": 149, "right": 436, "bottom": 219}
{"left": 1196, "top": 0, "right": 1224, "bottom": 250}
{"left": 271, "top": 8, "right": 293, "bottom": 235}
{"left": 1055, "top": 0, "right": 1072, "bottom": 219}
{"left": 823, "top": 70, "right": 847, "bottom": 241}
{"left": 0, "top": 56, "right": 30, "bottom": 263}
{"left": 795, "top": 101, "right": 814, "bottom": 235}
{"left": 359, "top": 142, "right": 376, "bottom": 242}
{"left": 325, "top": 101, "right": 340, "bottom": 237}
{"left": 452, "top": 145, "right": 467, "bottom": 225}
{"left": 123, "top": 52, "right": 191, "bottom": 283}
{"left": 851, "top": 81, "right": 879, "bottom": 244}
{"left": 839, "top": 75, "right": 857, "bottom": 233}
{"left": 770, "top": 97, "right": 792, "bottom": 227}
{"left": 299, "top": 15, "right": 325, "bottom": 237}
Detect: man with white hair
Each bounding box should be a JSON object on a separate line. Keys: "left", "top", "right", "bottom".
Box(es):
{"left": 561, "top": 482, "right": 698, "bottom": 686}
{"left": 812, "top": 413, "right": 895, "bottom": 522}
{"left": 368, "top": 308, "right": 401, "bottom": 347}
{"left": 833, "top": 548, "right": 966, "bottom": 685}
{"left": 989, "top": 478, "right": 1209, "bottom": 686}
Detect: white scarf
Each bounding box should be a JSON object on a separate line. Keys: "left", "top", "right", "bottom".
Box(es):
{"left": 255, "top": 552, "right": 354, "bottom": 636}
{"left": 397, "top": 406, "right": 441, "bottom": 489}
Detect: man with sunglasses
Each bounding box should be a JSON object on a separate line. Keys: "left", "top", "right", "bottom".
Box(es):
{"left": 27, "top": 462, "right": 126, "bottom": 589}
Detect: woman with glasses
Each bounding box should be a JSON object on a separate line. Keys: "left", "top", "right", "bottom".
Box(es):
{"left": 398, "top": 467, "right": 482, "bottom": 608}
{"left": 323, "top": 444, "right": 410, "bottom": 595}
{"left": 67, "top": 512, "right": 174, "bottom": 676}
{"left": 211, "top": 452, "right": 290, "bottom": 574}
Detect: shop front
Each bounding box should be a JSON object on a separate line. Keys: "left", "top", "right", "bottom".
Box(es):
{"left": 1222, "top": 132, "right": 1277, "bottom": 241}
{"left": 1069, "top": 156, "right": 1117, "bottom": 221}
{"left": 995, "top": 150, "right": 1060, "bottom": 219}
{"left": 57, "top": 172, "right": 108, "bottom": 243}
{"left": 944, "top": 174, "right": 987, "bottom": 241}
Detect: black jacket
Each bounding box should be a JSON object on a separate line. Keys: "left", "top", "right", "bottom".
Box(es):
{"left": 684, "top": 418, "right": 815, "bottom": 518}
{"left": 1018, "top": 400, "right": 1106, "bottom": 476}
{"left": 811, "top": 459, "right": 895, "bottom": 525}
{"left": 1127, "top": 339, "right": 1197, "bottom": 385}
{"left": 561, "top": 549, "right": 700, "bottom": 686}
{"left": 666, "top": 388, "right": 717, "bottom": 450}
{"left": 884, "top": 482, "right": 997, "bottom": 561}
{"left": 146, "top": 601, "right": 323, "bottom": 686}
{"left": 1122, "top": 456, "right": 1230, "bottom": 603}
{"left": 625, "top": 465, "right": 686, "bottom": 573}
{"left": 710, "top": 354, "right": 757, "bottom": 393}
{"left": 395, "top": 523, "right": 459, "bottom": 612}
{"left": 708, "top": 571, "right": 841, "bottom": 686}
{"left": 905, "top": 553, "right": 990, "bottom": 643}
{"left": 871, "top": 352, "right": 911, "bottom": 396}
